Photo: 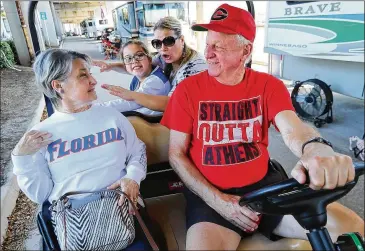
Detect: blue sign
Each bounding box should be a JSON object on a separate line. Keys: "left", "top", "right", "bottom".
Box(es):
{"left": 40, "top": 12, "right": 47, "bottom": 20}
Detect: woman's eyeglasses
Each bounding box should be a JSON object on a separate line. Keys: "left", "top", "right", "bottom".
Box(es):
{"left": 123, "top": 52, "right": 147, "bottom": 64}
{"left": 151, "top": 36, "right": 180, "bottom": 50}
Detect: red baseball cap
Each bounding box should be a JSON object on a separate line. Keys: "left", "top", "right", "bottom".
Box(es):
{"left": 191, "top": 4, "right": 256, "bottom": 43}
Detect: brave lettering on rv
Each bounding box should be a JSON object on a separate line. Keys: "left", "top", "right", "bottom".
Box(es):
{"left": 284, "top": 2, "right": 341, "bottom": 16}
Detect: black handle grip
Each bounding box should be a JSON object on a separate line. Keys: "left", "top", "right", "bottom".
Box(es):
{"left": 239, "top": 162, "right": 364, "bottom": 206}
{"left": 354, "top": 162, "right": 365, "bottom": 176}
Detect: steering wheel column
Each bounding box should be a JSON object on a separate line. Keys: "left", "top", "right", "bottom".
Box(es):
{"left": 239, "top": 163, "right": 364, "bottom": 251}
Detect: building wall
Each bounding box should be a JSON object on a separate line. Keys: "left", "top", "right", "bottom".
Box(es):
{"left": 50, "top": 2, "right": 63, "bottom": 40}
{"left": 2, "top": 1, "right": 31, "bottom": 65}
{"left": 54, "top": 2, "right": 111, "bottom": 24}
{"left": 0, "top": 17, "right": 12, "bottom": 40}
{"left": 36, "top": 1, "right": 58, "bottom": 47}
{"left": 1, "top": 3, "right": 12, "bottom": 41}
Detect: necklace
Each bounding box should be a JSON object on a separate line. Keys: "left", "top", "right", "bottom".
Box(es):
{"left": 61, "top": 104, "right": 92, "bottom": 114}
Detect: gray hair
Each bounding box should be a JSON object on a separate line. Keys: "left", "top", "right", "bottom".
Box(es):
{"left": 153, "top": 16, "right": 182, "bottom": 37}
{"left": 33, "top": 49, "right": 91, "bottom": 108}
{"left": 235, "top": 34, "right": 253, "bottom": 65}
{"left": 121, "top": 40, "right": 152, "bottom": 62}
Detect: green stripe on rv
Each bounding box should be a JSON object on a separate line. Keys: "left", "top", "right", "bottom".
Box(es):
{"left": 269, "top": 19, "right": 364, "bottom": 44}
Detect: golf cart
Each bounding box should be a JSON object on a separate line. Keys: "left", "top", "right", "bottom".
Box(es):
{"left": 27, "top": 1, "right": 364, "bottom": 250}
{"left": 36, "top": 111, "right": 365, "bottom": 251}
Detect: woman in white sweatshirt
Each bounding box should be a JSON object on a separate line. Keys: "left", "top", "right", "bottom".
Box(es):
{"left": 12, "top": 49, "right": 151, "bottom": 249}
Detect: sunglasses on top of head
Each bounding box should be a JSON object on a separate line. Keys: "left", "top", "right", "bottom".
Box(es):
{"left": 151, "top": 36, "right": 180, "bottom": 50}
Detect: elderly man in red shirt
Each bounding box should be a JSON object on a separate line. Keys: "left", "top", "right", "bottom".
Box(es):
{"left": 161, "top": 3, "right": 364, "bottom": 250}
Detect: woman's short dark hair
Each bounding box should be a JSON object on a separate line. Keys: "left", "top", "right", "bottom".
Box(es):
{"left": 33, "top": 49, "right": 91, "bottom": 108}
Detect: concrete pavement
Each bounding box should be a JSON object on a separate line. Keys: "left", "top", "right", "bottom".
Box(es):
{"left": 0, "top": 66, "right": 45, "bottom": 245}
{"left": 61, "top": 36, "right": 107, "bottom": 60}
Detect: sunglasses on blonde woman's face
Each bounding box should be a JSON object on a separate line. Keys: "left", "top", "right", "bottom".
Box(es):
{"left": 123, "top": 52, "right": 147, "bottom": 64}
{"left": 151, "top": 36, "right": 180, "bottom": 50}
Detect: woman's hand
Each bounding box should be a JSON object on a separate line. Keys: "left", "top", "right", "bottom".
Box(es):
{"left": 101, "top": 84, "right": 135, "bottom": 101}
{"left": 92, "top": 60, "right": 113, "bottom": 72}
{"left": 108, "top": 178, "right": 140, "bottom": 207}
{"left": 13, "top": 130, "right": 53, "bottom": 156}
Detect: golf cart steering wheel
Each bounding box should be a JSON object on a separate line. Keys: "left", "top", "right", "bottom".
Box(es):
{"left": 239, "top": 162, "right": 365, "bottom": 251}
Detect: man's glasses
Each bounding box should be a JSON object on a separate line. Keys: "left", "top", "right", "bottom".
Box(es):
{"left": 123, "top": 52, "right": 147, "bottom": 64}
{"left": 151, "top": 36, "right": 180, "bottom": 50}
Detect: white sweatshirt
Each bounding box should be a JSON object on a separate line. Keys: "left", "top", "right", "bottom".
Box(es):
{"left": 12, "top": 105, "right": 147, "bottom": 204}
{"left": 100, "top": 66, "right": 170, "bottom": 116}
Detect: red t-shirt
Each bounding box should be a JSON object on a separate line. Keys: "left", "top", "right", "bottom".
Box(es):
{"left": 161, "top": 68, "right": 294, "bottom": 189}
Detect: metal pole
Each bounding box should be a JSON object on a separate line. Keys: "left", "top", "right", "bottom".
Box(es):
{"left": 28, "top": 1, "right": 54, "bottom": 116}
{"left": 28, "top": 1, "right": 40, "bottom": 55}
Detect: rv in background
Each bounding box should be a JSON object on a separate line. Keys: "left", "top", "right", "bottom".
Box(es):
{"left": 112, "top": 1, "right": 190, "bottom": 52}
{"left": 265, "top": 1, "right": 364, "bottom": 99}
{"left": 80, "top": 18, "right": 111, "bottom": 40}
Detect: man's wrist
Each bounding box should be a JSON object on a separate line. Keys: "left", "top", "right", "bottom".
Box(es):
{"left": 302, "top": 137, "right": 334, "bottom": 155}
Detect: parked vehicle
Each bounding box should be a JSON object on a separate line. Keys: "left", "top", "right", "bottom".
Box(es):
{"left": 112, "top": 1, "right": 190, "bottom": 52}
{"left": 265, "top": 1, "right": 364, "bottom": 99}
{"left": 80, "top": 18, "right": 112, "bottom": 39}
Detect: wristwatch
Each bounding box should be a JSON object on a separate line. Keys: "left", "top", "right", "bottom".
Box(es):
{"left": 302, "top": 137, "right": 333, "bottom": 154}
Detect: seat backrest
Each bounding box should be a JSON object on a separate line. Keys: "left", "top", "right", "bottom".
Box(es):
{"left": 127, "top": 116, "right": 170, "bottom": 166}
{"left": 127, "top": 116, "right": 184, "bottom": 199}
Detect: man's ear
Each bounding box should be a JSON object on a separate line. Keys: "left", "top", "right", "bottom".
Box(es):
{"left": 51, "top": 80, "right": 63, "bottom": 94}
{"left": 244, "top": 44, "right": 252, "bottom": 57}
{"left": 241, "top": 43, "right": 253, "bottom": 62}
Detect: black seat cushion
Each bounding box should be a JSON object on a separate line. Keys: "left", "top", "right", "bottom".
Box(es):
{"left": 122, "top": 111, "right": 162, "bottom": 124}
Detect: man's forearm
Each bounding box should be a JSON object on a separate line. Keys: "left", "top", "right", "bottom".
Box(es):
{"left": 281, "top": 122, "right": 332, "bottom": 157}
{"left": 169, "top": 153, "right": 224, "bottom": 208}
{"left": 133, "top": 93, "right": 169, "bottom": 112}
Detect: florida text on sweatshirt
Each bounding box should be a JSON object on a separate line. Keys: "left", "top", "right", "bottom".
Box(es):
{"left": 12, "top": 105, "right": 147, "bottom": 204}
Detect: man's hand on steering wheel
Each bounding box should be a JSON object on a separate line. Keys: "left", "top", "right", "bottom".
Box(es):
{"left": 215, "top": 193, "right": 261, "bottom": 233}
{"left": 291, "top": 146, "right": 355, "bottom": 190}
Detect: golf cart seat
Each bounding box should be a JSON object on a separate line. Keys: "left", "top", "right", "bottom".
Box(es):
{"left": 127, "top": 115, "right": 313, "bottom": 250}
{"left": 126, "top": 114, "right": 184, "bottom": 199}
{"left": 146, "top": 193, "right": 312, "bottom": 250}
